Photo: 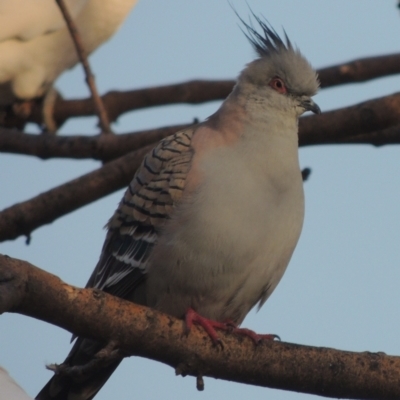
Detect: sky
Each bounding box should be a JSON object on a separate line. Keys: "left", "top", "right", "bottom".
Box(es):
{"left": 1, "top": 1, "right": 400, "bottom": 399}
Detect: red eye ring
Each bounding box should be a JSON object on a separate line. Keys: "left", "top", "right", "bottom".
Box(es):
{"left": 269, "top": 77, "right": 287, "bottom": 94}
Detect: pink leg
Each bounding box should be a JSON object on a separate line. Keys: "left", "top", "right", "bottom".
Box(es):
{"left": 185, "top": 308, "right": 229, "bottom": 346}
{"left": 185, "top": 308, "right": 280, "bottom": 346}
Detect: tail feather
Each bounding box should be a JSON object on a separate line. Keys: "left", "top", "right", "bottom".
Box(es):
{"left": 36, "top": 338, "right": 122, "bottom": 400}
{"left": 36, "top": 257, "right": 147, "bottom": 399}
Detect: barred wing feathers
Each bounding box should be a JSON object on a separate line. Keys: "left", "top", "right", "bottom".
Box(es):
{"left": 85, "top": 127, "right": 195, "bottom": 298}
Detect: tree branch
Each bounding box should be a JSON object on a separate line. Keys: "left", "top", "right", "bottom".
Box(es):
{"left": 1, "top": 92, "right": 400, "bottom": 243}
{"left": 0, "top": 145, "right": 152, "bottom": 242}
{"left": 317, "top": 53, "right": 400, "bottom": 88}
{"left": 0, "top": 124, "right": 186, "bottom": 162}
{"left": 2, "top": 92, "right": 400, "bottom": 162}
{"left": 299, "top": 92, "right": 400, "bottom": 146}
{"left": 55, "top": 0, "right": 112, "bottom": 134}
{"left": 338, "top": 124, "right": 400, "bottom": 146}
{"left": 1, "top": 254, "right": 399, "bottom": 399}
{"left": 15, "top": 53, "right": 400, "bottom": 127}
{"left": 49, "top": 80, "right": 234, "bottom": 126}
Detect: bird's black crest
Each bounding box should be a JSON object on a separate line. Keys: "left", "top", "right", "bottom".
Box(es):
{"left": 235, "top": 10, "right": 293, "bottom": 58}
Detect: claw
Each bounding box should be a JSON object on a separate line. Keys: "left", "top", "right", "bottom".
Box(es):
{"left": 184, "top": 308, "right": 280, "bottom": 347}
{"left": 232, "top": 328, "right": 280, "bottom": 345}
{"left": 185, "top": 308, "right": 227, "bottom": 347}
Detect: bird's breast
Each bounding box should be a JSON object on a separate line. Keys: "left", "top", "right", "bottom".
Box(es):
{"left": 146, "top": 133, "right": 304, "bottom": 321}
{"left": 191, "top": 137, "right": 304, "bottom": 258}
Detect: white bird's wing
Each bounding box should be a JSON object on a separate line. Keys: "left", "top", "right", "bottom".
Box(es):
{"left": 0, "top": 367, "right": 33, "bottom": 400}
{"left": 0, "top": 0, "right": 138, "bottom": 103}
{"left": 0, "top": 0, "right": 87, "bottom": 41}
{"left": 85, "top": 127, "right": 195, "bottom": 299}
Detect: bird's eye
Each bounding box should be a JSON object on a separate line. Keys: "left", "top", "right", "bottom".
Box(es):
{"left": 269, "top": 77, "right": 287, "bottom": 94}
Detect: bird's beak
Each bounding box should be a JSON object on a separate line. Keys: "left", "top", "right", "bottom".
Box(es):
{"left": 301, "top": 97, "right": 321, "bottom": 115}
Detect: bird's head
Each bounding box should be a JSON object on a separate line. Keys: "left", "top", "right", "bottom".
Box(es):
{"left": 236, "top": 13, "right": 320, "bottom": 118}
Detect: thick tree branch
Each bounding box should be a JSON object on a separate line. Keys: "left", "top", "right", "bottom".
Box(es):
{"left": 1, "top": 92, "right": 400, "bottom": 243}
{"left": 317, "top": 53, "right": 400, "bottom": 88}
{"left": 338, "top": 124, "right": 400, "bottom": 146}
{"left": 0, "top": 145, "right": 152, "bottom": 242}
{"left": 1, "top": 254, "right": 399, "bottom": 399}
{"left": 49, "top": 80, "right": 234, "bottom": 126}
{"left": 2, "top": 92, "right": 400, "bottom": 162}
{"left": 13, "top": 52, "right": 400, "bottom": 127}
{"left": 299, "top": 92, "right": 400, "bottom": 145}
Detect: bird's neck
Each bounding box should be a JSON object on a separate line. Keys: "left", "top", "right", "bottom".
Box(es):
{"left": 200, "top": 92, "right": 301, "bottom": 184}
{"left": 211, "top": 88, "right": 299, "bottom": 146}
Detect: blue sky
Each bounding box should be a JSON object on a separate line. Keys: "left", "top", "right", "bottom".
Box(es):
{"left": 1, "top": 1, "right": 400, "bottom": 399}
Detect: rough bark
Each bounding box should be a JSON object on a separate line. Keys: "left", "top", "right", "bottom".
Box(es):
{"left": 0, "top": 254, "right": 399, "bottom": 399}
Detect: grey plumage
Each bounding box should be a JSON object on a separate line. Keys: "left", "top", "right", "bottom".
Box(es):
{"left": 237, "top": 11, "right": 319, "bottom": 106}
{"left": 36, "top": 12, "right": 320, "bottom": 400}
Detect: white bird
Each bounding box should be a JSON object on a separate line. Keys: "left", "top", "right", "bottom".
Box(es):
{"left": 37, "top": 13, "right": 320, "bottom": 400}
{"left": 0, "top": 0, "right": 138, "bottom": 105}
{"left": 0, "top": 367, "right": 34, "bottom": 400}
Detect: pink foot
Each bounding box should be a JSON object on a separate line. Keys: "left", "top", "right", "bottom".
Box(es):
{"left": 220, "top": 319, "right": 280, "bottom": 344}
{"left": 185, "top": 308, "right": 280, "bottom": 346}
{"left": 185, "top": 308, "right": 229, "bottom": 346}
{"left": 230, "top": 327, "right": 280, "bottom": 345}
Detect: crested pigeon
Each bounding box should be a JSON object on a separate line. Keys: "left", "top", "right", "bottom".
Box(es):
{"left": 37, "top": 13, "right": 320, "bottom": 400}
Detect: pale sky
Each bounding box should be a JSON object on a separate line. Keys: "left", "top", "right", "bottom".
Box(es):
{"left": 2, "top": 1, "right": 400, "bottom": 400}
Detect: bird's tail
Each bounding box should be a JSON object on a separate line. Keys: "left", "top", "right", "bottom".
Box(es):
{"left": 36, "top": 338, "right": 122, "bottom": 400}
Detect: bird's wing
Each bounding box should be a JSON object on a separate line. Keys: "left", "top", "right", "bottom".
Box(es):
{"left": 85, "top": 127, "right": 195, "bottom": 299}
{"left": 46, "top": 127, "right": 196, "bottom": 398}
{"left": 0, "top": 367, "right": 34, "bottom": 400}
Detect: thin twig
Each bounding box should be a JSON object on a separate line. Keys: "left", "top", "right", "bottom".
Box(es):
{"left": 55, "top": 0, "right": 113, "bottom": 134}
